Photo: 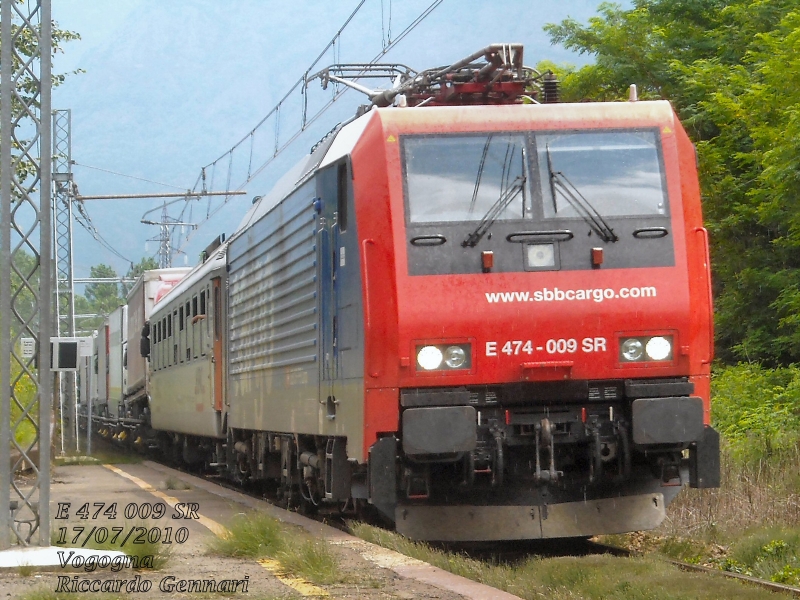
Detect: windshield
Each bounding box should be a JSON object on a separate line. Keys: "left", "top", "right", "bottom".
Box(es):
{"left": 403, "top": 134, "right": 529, "bottom": 223}
{"left": 537, "top": 131, "right": 666, "bottom": 218}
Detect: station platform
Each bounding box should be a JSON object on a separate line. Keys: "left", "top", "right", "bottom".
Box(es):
{"left": 0, "top": 460, "right": 521, "bottom": 599}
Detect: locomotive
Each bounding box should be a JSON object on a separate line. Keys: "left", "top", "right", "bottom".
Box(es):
{"left": 86, "top": 45, "right": 720, "bottom": 541}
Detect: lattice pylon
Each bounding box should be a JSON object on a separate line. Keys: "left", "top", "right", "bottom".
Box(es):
{"left": 1, "top": 0, "right": 53, "bottom": 548}
{"left": 52, "top": 109, "right": 77, "bottom": 452}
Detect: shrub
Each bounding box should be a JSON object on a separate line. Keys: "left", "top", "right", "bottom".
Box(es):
{"left": 711, "top": 364, "right": 800, "bottom": 463}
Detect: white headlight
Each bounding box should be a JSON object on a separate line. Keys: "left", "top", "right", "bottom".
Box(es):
{"left": 417, "top": 346, "right": 443, "bottom": 370}
{"left": 621, "top": 338, "right": 644, "bottom": 361}
{"left": 645, "top": 336, "right": 671, "bottom": 361}
{"left": 444, "top": 346, "right": 467, "bottom": 369}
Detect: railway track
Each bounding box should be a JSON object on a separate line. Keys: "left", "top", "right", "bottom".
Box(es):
{"left": 95, "top": 439, "right": 800, "bottom": 598}
{"left": 666, "top": 558, "right": 800, "bottom": 597}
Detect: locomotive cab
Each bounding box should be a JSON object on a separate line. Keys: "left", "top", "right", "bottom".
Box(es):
{"left": 352, "top": 98, "right": 719, "bottom": 540}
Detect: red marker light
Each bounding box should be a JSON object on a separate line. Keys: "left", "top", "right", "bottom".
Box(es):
{"left": 482, "top": 251, "right": 494, "bottom": 272}
{"left": 581, "top": 407, "right": 587, "bottom": 423}
{"left": 505, "top": 410, "right": 511, "bottom": 425}
{"left": 591, "top": 247, "right": 604, "bottom": 268}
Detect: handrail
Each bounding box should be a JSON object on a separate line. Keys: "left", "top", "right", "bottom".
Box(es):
{"left": 694, "top": 227, "right": 714, "bottom": 364}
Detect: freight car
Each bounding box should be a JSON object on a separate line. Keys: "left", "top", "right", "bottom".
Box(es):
{"left": 109, "top": 45, "right": 720, "bottom": 541}
{"left": 80, "top": 268, "right": 190, "bottom": 440}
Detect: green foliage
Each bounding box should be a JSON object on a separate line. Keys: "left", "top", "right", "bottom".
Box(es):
{"left": 123, "top": 257, "right": 159, "bottom": 295}
{"left": 711, "top": 364, "right": 800, "bottom": 462}
{"left": 727, "top": 528, "right": 800, "bottom": 584}
{"left": 84, "top": 264, "right": 123, "bottom": 313}
{"left": 0, "top": 13, "right": 81, "bottom": 184}
{"left": 352, "top": 523, "right": 776, "bottom": 600}
{"left": 544, "top": 1, "right": 800, "bottom": 365}
{"left": 208, "top": 511, "right": 286, "bottom": 559}
{"left": 771, "top": 565, "right": 800, "bottom": 585}
{"left": 659, "top": 537, "right": 707, "bottom": 564}
{"left": 4, "top": 250, "right": 42, "bottom": 450}
{"left": 76, "top": 263, "right": 125, "bottom": 331}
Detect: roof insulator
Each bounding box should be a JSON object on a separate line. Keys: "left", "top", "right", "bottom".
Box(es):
{"left": 543, "top": 72, "right": 560, "bottom": 104}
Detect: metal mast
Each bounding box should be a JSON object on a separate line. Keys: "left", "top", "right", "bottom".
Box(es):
{"left": 52, "top": 109, "right": 77, "bottom": 452}
{"left": 142, "top": 202, "right": 199, "bottom": 268}
{"left": 1, "top": 0, "right": 53, "bottom": 547}
{"left": 158, "top": 204, "right": 171, "bottom": 268}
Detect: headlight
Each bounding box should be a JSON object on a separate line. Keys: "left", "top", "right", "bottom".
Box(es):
{"left": 621, "top": 339, "right": 644, "bottom": 361}
{"left": 415, "top": 343, "right": 471, "bottom": 371}
{"left": 619, "top": 335, "right": 674, "bottom": 363}
{"left": 444, "top": 346, "right": 466, "bottom": 369}
{"left": 645, "top": 336, "right": 672, "bottom": 361}
{"left": 417, "top": 346, "right": 443, "bottom": 370}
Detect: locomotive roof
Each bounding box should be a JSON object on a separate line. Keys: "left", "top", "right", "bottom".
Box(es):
{"left": 233, "top": 109, "right": 376, "bottom": 236}
{"left": 370, "top": 99, "right": 677, "bottom": 131}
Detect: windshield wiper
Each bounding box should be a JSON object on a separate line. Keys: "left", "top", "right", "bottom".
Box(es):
{"left": 546, "top": 145, "right": 618, "bottom": 243}
{"left": 468, "top": 135, "right": 493, "bottom": 216}
{"left": 462, "top": 175, "right": 525, "bottom": 247}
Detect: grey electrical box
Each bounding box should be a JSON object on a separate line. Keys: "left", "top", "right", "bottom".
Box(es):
{"left": 51, "top": 337, "right": 79, "bottom": 371}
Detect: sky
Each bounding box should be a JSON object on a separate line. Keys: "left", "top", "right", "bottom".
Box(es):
{"left": 49, "top": 0, "right": 613, "bottom": 281}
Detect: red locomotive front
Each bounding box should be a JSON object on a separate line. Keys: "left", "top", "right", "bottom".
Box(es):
{"left": 353, "top": 100, "right": 718, "bottom": 540}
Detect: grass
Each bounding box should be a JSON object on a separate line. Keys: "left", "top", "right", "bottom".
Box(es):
{"left": 663, "top": 448, "right": 800, "bottom": 541}
{"left": 599, "top": 445, "right": 800, "bottom": 586}
{"left": 19, "top": 592, "right": 129, "bottom": 600}
{"left": 207, "top": 511, "right": 345, "bottom": 585}
{"left": 351, "top": 523, "right": 790, "bottom": 599}
{"left": 163, "top": 475, "right": 191, "bottom": 490}
{"left": 54, "top": 445, "right": 143, "bottom": 466}
{"left": 19, "top": 591, "right": 296, "bottom": 600}
{"left": 54, "top": 455, "right": 101, "bottom": 466}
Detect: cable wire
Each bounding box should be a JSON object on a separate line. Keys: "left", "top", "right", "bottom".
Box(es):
{"left": 72, "top": 198, "right": 135, "bottom": 265}
{"left": 178, "top": 0, "right": 444, "bottom": 246}
{"left": 73, "top": 161, "right": 189, "bottom": 191}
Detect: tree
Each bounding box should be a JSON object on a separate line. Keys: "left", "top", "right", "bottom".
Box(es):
{"left": 75, "top": 258, "right": 160, "bottom": 332}
{"left": 84, "top": 264, "right": 124, "bottom": 318}
{"left": 544, "top": 0, "right": 800, "bottom": 365}
{"left": 123, "top": 257, "right": 159, "bottom": 295}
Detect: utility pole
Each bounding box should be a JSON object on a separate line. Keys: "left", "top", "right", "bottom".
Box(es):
{"left": 52, "top": 108, "right": 77, "bottom": 453}
{"left": 142, "top": 202, "right": 199, "bottom": 268}
{"left": 1, "top": 0, "right": 52, "bottom": 548}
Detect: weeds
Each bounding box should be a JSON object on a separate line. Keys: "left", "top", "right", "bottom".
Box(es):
{"left": 277, "top": 539, "right": 341, "bottom": 584}
{"left": 208, "top": 511, "right": 344, "bottom": 585}
{"left": 207, "top": 512, "right": 285, "bottom": 558}
{"left": 163, "top": 475, "right": 191, "bottom": 490}
{"left": 351, "top": 523, "right": 779, "bottom": 599}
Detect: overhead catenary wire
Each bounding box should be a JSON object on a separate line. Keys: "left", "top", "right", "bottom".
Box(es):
{"left": 175, "top": 0, "right": 445, "bottom": 252}
{"left": 71, "top": 197, "right": 135, "bottom": 266}
{"left": 72, "top": 161, "right": 189, "bottom": 191}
